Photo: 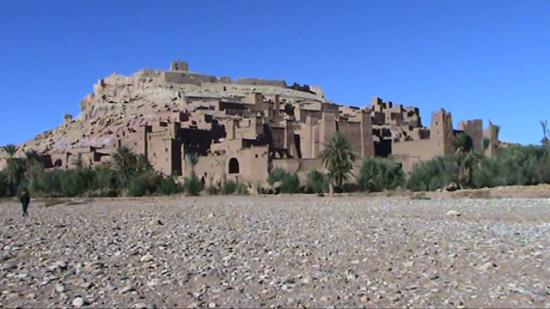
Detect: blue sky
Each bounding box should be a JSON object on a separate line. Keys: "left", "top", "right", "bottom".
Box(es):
{"left": 1, "top": 0, "right": 549, "bottom": 145}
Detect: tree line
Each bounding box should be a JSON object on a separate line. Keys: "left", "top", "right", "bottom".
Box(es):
{"left": 1, "top": 128, "right": 550, "bottom": 198}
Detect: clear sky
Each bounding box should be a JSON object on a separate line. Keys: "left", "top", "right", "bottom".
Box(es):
{"left": 1, "top": 0, "right": 549, "bottom": 145}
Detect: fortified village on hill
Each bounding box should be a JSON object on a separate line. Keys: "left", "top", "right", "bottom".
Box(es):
{"left": 5, "top": 61, "right": 500, "bottom": 188}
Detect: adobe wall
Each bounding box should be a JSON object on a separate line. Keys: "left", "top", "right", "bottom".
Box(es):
{"left": 391, "top": 110, "right": 455, "bottom": 172}
{"left": 195, "top": 145, "right": 269, "bottom": 186}
{"left": 284, "top": 121, "right": 297, "bottom": 157}
{"left": 194, "top": 156, "right": 226, "bottom": 187}
{"left": 79, "top": 152, "right": 96, "bottom": 168}
{"left": 270, "top": 127, "right": 286, "bottom": 151}
{"left": 236, "top": 117, "right": 262, "bottom": 140}
{"left": 233, "top": 146, "right": 269, "bottom": 184}
{"left": 459, "top": 119, "right": 483, "bottom": 154}
{"left": 295, "top": 103, "right": 323, "bottom": 123}
{"left": 391, "top": 153, "right": 422, "bottom": 173}
{"left": 338, "top": 121, "right": 363, "bottom": 157}
{"left": 147, "top": 133, "right": 179, "bottom": 176}
{"left": 50, "top": 152, "right": 71, "bottom": 170}
{"left": 163, "top": 72, "right": 218, "bottom": 85}
{"left": 319, "top": 110, "right": 337, "bottom": 154}
{"left": 118, "top": 126, "right": 149, "bottom": 157}
{"left": 360, "top": 111, "right": 375, "bottom": 158}
{"left": 392, "top": 139, "right": 435, "bottom": 163}
{"left": 272, "top": 158, "right": 301, "bottom": 173}
{"left": 236, "top": 78, "right": 287, "bottom": 87}
{"left": 296, "top": 115, "right": 320, "bottom": 159}
{"left": 272, "top": 158, "right": 324, "bottom": 183}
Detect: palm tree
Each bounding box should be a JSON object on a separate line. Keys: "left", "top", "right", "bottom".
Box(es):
{"left": 455, "top": 133, "right": 473, "bottom": 154}
{"left": 2, "top": 144, "right": 17, "bottom": 160}
{"left": 541, "top": 121, "right": 549, "bottom": 145}
{"left": 1, "top": 144, "right": 24, "bottom": 196}
{"left": 24, "top": 150, "right": 47, "bottom": 195}
{"left": 320, "top": 132, "right": 356, "bottom": 194}
{"left": 136, "top": 154, "right": 153, "bottom": 173}
{"left": 5, "top": 157, "right": 26, "bottom": 196}
{"left": 111, "top": 146, "right": 138, "bottom": 187}
{"left": 455, "top": 133, "right": 475, "bottom": 188}
{"left": 25, "top": 150, "right": 42, "bottom": 164}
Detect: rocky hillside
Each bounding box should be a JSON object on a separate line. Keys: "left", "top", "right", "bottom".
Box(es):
{"left": 19, "top": 64, "right": 327, "bottom": 155}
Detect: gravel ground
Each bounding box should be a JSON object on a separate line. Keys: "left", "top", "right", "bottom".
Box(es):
{"left": 0, "top": 195, "right": 549, "bottom": 308}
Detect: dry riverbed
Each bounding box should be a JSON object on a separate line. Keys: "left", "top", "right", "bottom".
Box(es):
{"left": 0, "top": 195, "right": 549, "bottom": 308}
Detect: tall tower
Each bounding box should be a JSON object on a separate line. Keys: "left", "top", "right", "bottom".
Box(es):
{"left": 430, "top": 109, "right": 455, "bottom": 156}
{"left": 360, "top": 109, "right": 375, "bottom": 158}
{"left": 459, "top": 120, "right": 483, "bottom": 154}
{"left": 319, "top": 110, "right": 337, "bottom": 154}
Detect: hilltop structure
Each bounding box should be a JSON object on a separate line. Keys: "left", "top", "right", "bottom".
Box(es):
{"left": 10, "top": 61, "right": 499, "bottom": 186}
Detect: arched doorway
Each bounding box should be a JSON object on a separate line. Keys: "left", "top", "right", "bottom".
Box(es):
{"left": 228, "top": 158, "right": 239, "bottom": 174}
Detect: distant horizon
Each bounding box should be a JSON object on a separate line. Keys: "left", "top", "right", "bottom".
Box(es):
{"left": 1, "top": 0, "right": 549, "bottom": 146}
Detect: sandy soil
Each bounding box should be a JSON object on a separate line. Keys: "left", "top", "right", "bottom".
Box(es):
{"left": 0, "top": 194, "right": 549, "bottom": 308}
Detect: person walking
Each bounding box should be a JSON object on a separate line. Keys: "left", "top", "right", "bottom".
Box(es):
{"left": 19, "top": 187, "right": 30, "bottom": 217}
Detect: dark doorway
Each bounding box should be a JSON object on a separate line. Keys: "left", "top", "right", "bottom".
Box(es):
{"left": 228, "top": 158, "right": 239, "bottom": 174}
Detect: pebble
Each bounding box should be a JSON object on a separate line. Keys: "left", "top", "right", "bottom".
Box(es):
{"left": 479, "top": 262, "right": 498, "bottom": 272}
{"left": 446, "top": 210, "right": 461, "bottom": 218}
{"left": 50, "top": 260, "right": 68, "bottom": 271}
{"left": 72, "top": 297, "right": 85, "bottom": 308}
{"left": 140, "top": 253, "right": 154, "bottom": 263}
{"left": 55, "top": 283, "right": 66, "bottom": 293}
{"left": 120, "top": 285, "right": 135, "bottom": 294}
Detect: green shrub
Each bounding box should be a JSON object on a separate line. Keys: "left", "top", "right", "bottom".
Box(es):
{"left": 407, "top": 155, "right": 459, "bottom": 191}
{"left": 537, "top": 149, "right": 550, "bottom": 184}
{"left": 206, "top": 185, "right": 220, "bottom": 195}
{"left": 268, "top": 168, "right": 301, "bottom": 193}
{"left": 280, "top": 172, "right": 300, "bottom": 193}
{"left": 183, "top": 173, "right": 203, "bottom": 196}
{"left": 37, "top": 170, "right": 62, "bottom": 197}
{"left": 26, "top": 163, "right": 47, "bottom": 196}
{"left": 470, "top": 145, "right": 550, "bottom": 188}
{"left": 408, "top": 146, "right": 550, "bottom": 191}
{"left": 128, "top": 172, "right": 160, "bottom": 197}
{"left": 34, "top": 168, "right": 95, "bottom": 197}
{"left": 156, "top": 176, "right": 181, "bottom": 195}
{"left": 0, "top": 172, "right": 7, "bottom": 198}
{"left": 305, "top": 170, "right": 328, "bottom": 193}
{"left": 235, "top": 183, "right": 249, "bottom": 195}
{"left": 93, "top": 166, "right": 118, "bottom": 190}
{"left": 497, "top": 145, "right": 542, "bottom": 186}
{"left": 65, "top": 169, "right": 96, "bottom": 197}
{"left": 268, "top": 168, "right": 287, "bottom": 185}
{"left": 472, "top": 157, "right": 501, "bottom": 188}
{"left": 90, "top": 166, "right": 118, "bottom": 197}
{"left": 357, "top": 158, "right": 404, "bottom": 192}
{"left": 128, "top": 175, "right": 150, "bottom": 197}
{"left": 222, "top": 180, "right": 238, "bottom": 194}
